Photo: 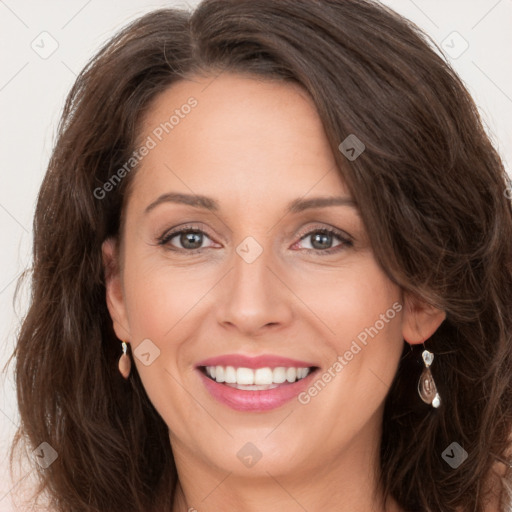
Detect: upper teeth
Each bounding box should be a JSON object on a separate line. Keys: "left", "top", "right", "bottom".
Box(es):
{"left": 205, "top": 366, "right": 311, "bottom": 385}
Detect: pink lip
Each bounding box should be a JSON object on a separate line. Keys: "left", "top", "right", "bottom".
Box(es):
{"left": 197, "top": 370, "right": 318, "bottom": 412}
{"left": 195, "top": 354, "right": 318, "bottom": 412}
{"left": 196, "top": 354, "right": 316, "bottom": 369}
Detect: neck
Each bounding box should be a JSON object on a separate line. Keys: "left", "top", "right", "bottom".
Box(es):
{"left": 169, "top": 410, "right": 404, "bottom": 512}
{"left": 172, "top": 470, "right": 402, "bottom": 512}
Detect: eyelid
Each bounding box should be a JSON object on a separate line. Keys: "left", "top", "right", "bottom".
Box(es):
{"left": 294, "top": 223, "right": 353, "bottom": 244}
{"left": 157, "top": 223, "right": 215, "bottom": 246}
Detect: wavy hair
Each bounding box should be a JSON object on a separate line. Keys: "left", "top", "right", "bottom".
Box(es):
{"left": 7, "top": 0, "right": 512, "bottom": 510}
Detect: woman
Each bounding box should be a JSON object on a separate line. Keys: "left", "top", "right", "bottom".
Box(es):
{"left": 8, "top": 0, "right": 512, "bottom": 510}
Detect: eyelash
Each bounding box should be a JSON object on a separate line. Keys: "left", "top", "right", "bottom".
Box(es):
{"left": 156, "top": 224, "right": 353, "bottom": 255}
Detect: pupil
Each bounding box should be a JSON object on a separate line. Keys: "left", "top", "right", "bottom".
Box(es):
{"left": 312, "top": 232, "right": 331, "bottom": 250}
{"left": 182, "top": 232, "right": 202, "bottom": 249}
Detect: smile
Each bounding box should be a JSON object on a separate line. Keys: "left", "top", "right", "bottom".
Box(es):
{"left": 196, "top": 355, "right": 319, "bottom": 411}
{"left": 201, "top": 365, "right": 313, "bottom": 389}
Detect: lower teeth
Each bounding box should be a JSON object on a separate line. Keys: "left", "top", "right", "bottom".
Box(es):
{"left": 223, "top": 382, "right": 281, "bottom": 390}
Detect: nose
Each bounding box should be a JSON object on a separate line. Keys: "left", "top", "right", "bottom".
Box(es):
{"left": 216, "top": 241, "right": 294, "bottom": 336}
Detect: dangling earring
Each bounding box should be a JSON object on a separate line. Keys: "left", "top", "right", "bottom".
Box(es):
{"left": 118, "top": 340, "right": 131, "bottom": 379}
{"left": 418, "top": 346, "right": 441, "bottom": 408}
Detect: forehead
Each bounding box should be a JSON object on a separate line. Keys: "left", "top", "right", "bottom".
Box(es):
{"left": 128, "top": 72, "right": 350, "bottom": 208}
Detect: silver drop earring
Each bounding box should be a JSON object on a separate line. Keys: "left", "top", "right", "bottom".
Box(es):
{"left": 418, "top": 346, "right": 441, "bottom": 408}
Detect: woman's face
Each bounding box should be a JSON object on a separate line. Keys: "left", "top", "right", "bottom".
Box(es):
{"left": 104, "top": 73, "right": 444, "bottom": 482}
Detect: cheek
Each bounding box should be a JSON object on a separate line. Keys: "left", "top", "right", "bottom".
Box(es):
{"left": 120, "top": 258, "right": 206, "bottom": 433}
{"left": 294, "top": 257, "right": 401, "bottom": 347}
{"left": 303, "top": 259, "right": 404, "bottom": 401}
{"left": 123, "top": 256, "right": 216, "bottom": 340}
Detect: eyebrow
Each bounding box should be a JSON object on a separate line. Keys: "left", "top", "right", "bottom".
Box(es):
{"left": 144, "top": 192, "right": 358, "bottom": 215}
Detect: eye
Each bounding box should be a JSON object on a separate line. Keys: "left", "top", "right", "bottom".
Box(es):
{"left": 157, "top": 224, "right": 353, "bottom": 255}
{"left": 293, "top": 227, "right": 353, "bottom": 254}
{"left": 157, "top": 225, "right": 217, "bottom": 253}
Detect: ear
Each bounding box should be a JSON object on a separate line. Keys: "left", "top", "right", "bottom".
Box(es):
{"left": 102, "top": 237, "right": 131, "bottom": 343}
{"left": 402, "top": 291, "right": 446, "bottom": 344}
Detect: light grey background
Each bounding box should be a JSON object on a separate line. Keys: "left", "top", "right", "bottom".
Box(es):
{"left": 1, "top": 0, "right": 511, "bottom": 510}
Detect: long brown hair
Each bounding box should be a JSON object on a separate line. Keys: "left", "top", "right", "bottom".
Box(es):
{"left": 6, "top": 1, "right": 512, "bottom": 510}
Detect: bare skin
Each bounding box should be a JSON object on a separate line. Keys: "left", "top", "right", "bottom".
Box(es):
{"left": 103, "top": 72, "right": 446, "bottom": 512}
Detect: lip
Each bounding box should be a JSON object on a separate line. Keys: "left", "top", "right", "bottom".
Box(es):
{"left": 196, "top": 354, "right": 319, "bottom": 412}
